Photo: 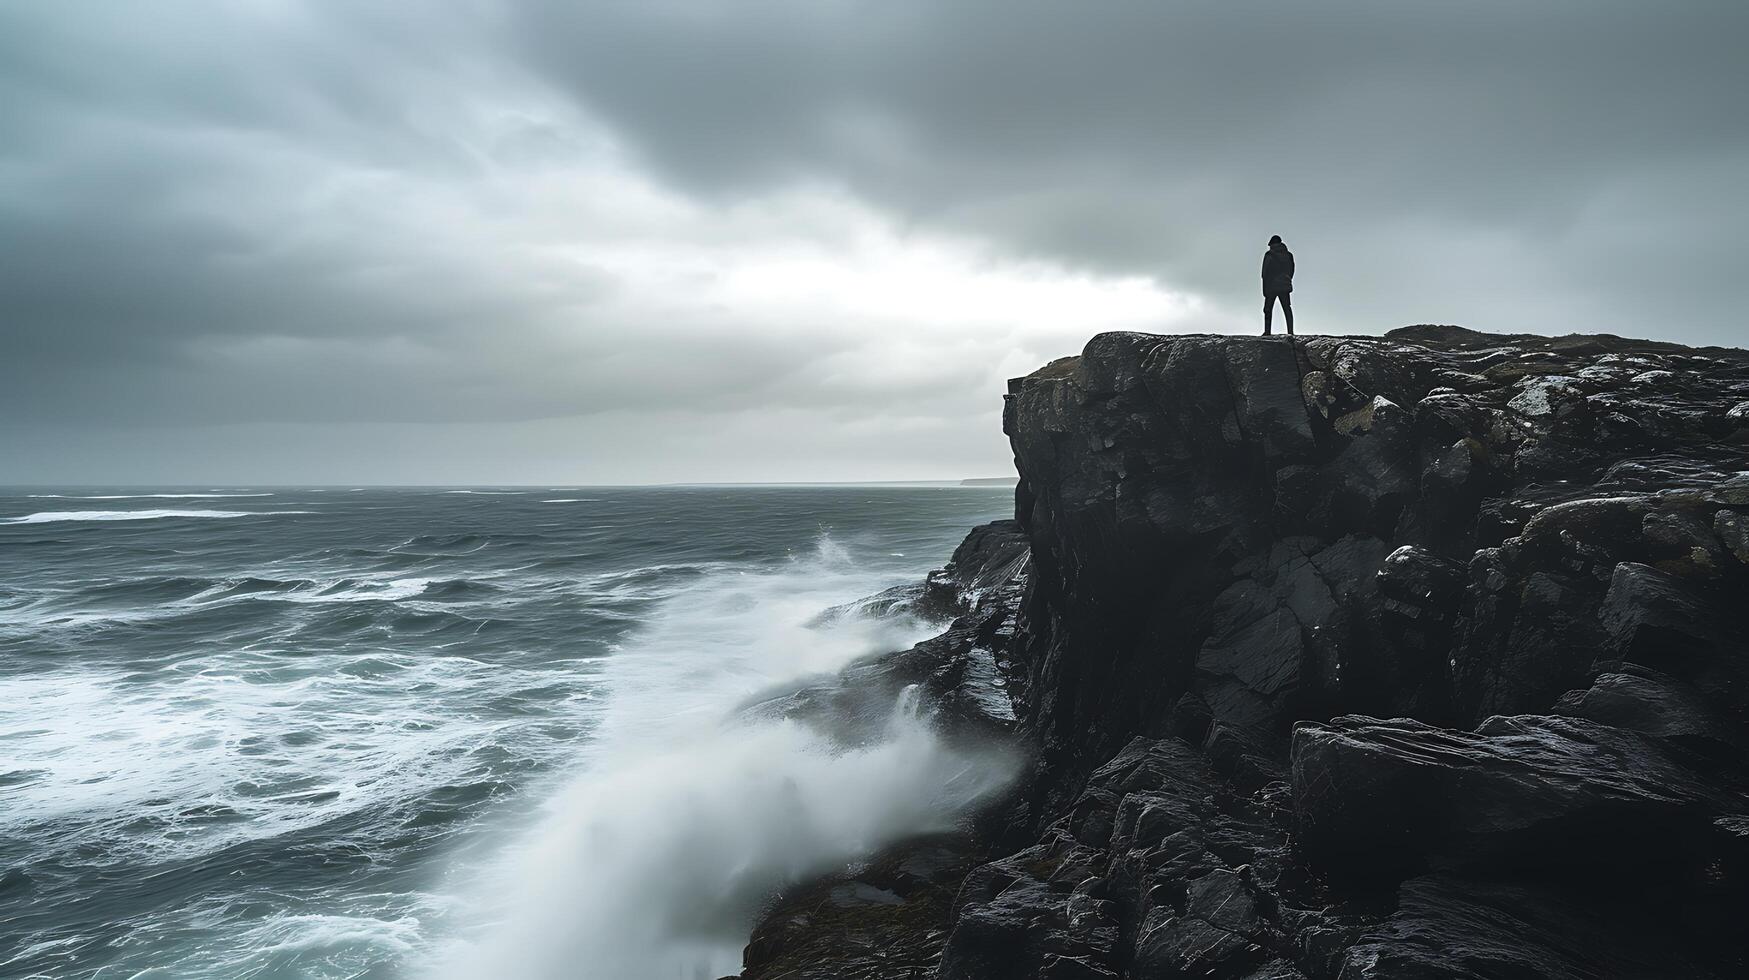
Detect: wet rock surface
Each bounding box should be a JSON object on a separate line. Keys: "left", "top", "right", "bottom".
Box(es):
{"left": 739, "top": 519, "right": 1031, "bottom": 746}
{"left": 1291, "top": 713, "right": 1741, "bottom": 881}
{"left": 734, "top": 520, "right": 1032, "bottom": 980}
{"left": 735, "top": 328, "right": 1749, "bottom": 979}
{"left": 736, "top": 835, "right": 984, "bottom": 980}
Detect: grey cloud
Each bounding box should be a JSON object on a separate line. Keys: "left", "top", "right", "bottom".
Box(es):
{"left": 0, "top": 10, "right": 834, "bottom": 432}
{"left": 512, "top": 1, "right": 1749, "bottom": 338}
{"left": 2, "top": 2, "right": 1745, "bottom": 482}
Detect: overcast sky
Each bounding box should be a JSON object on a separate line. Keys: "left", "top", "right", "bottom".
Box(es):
{"left": 4, "top": 2, "right": 1746, "bottom": 484}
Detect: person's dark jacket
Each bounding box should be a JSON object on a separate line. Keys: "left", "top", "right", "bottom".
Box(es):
{"left": 1262, "top": 242, "right": 1294, "bottom": 295}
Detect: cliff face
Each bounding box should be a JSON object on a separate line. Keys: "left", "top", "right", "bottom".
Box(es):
{"left": 1005, "top": 329, "right": 1749, "bottom": 790}
{"left": 738, "top": 327, "right": 1749, "bottom": 980}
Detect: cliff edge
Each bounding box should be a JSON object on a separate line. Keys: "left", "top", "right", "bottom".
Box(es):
{"left": 738, "top": 327, "right": 1749, "bottom": 979}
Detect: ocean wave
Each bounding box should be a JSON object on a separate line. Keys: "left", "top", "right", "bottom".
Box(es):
{"left": 255, "top": 913, "right": 423, "bottom": 955}
{"left": 443, "top": 534, "right": 1012, "bottom": 980}
{"left": 172, "top": 575, "right": 442, "bottom": 609}
{"left": 0, "top": 509, "right": 308, "bottom": 525}
{"left": 1, "top": 575, "right": 493, "bottom": 632}
{"left": 0, "top": 648, "right": 600, "bottom": 868}
{"left": 441, "top": 490, "right": 528, "bottom": 495}
{"left": 305, "top": 577, "right": 433, "bottom": 603}
{"left": 25, "top": 493, "right": 273, "bottom": 500}
{"left": 128, "top": 575, "right": 411, "bottom": 607}
{"left": 388, "top": 533, "right": 490, "bottom": 556}
{"left": 0, "top": 488, "right": 1013, "bottom": 979}
{"left": 579, "top": 563, "right": 723, "bottom": 599}
{"left": 387, "top": 531, "right": 551, "bottom": 557}
{"left": 183, "top": 575, "right": 318, "bottom": 601}
{"left": 455, "top": 699, "right": 1011, "bottom": 980}
{"left": 66, "top": 575, "right": 224, "bottom": 606}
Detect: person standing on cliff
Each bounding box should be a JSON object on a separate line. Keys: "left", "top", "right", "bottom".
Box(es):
{"left": 1261, "top": 235, "right": 1294, "bottom": 336}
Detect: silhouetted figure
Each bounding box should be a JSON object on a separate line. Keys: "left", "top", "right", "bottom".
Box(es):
{"left": 1262, "top": 235, "right": 1294, "bottom": 336}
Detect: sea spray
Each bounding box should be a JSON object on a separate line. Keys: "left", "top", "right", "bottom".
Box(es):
{"left": 441, "top": 536, "right": 1018, "bottom": 980}
{"left": 0, "top": 486, "right": 1018, "bottom": 978}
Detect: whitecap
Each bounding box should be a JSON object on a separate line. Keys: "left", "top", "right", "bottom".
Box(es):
{"left": 0, "top": 649, "right": 582, "bottom": 863}
{"left": 25, "top": 493, "right": 274, "bottom": 499}
{"left": 298, "top": 577, "right": 431, "bottom": 603}
{"left": 442, "top": 532, "right": 1017, "bottom": 980}
{"left": 169, "top": 575, "right": 434, "bottom": 607}
{"left": 0, "top": 509, "right": 308, "bottom": 525}
{"left": 255, "top": 914, "right": 423, "bottom": 955}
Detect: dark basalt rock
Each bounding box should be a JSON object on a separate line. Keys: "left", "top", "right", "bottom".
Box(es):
{"left": 1552, "top": 663, "right": 1743, "bottom": 750}
{"left": 1597, "top": 561, "right": 1721, "bottom": 664}
{"left": 740, "top": 519, "right": 1030, "bottom": 746}
{"left": 1132, "top": 868, "right": 1283, "bottom": 978}
{"left": 734, "top": 521, "right": 1032, "bottom": 980}
{"left": 935, "top": 735, "right": 1323, "bottom": 980}
{"left": 735, "top": 329, "right": 1749, "bottom": 979}
{"left": 739, "top": 834, "right": 984, "bottom": 980}
{"left": 1338, "top": 875, "right": 1731, "bottom": 979}
{"left": 1290, "top": 712, "right": 1743, "bottom": 882}
{"left": 805, "top": 519, "right": 1030, "bottom": 628}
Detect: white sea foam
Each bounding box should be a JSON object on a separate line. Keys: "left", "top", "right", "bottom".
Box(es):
{"left": 25, "top": 493, "right": 273, "bottom": 499}
{"left": 0, "top": 576, "right": 438, "bottom": 632}
{"left": 179, "top": 576, "right": 434, "bottom": 606}
{"left": 304, "top": 577, "right": 432, "bottom": 603}
{"left": 0, "top": 649, "right": 595, "bottom": 865}
{"left": 0, "top": 490, "right": 1013, "bottom": 978}
{"left": 0, "top": 509, "right": 307, "bottom": 525}
{"left": 255, "top": 914, "right": 424, "bottom": 955}
{"left": 439, "top": 536, "right": 1017, "bottom": 980}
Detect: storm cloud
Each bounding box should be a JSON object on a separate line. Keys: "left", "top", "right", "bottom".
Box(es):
{"left": 3, "top": 2, "right": 1744, "bottom": 483}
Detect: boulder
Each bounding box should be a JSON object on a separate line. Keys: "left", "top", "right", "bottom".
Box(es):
{"left": 1133, "top": 869, "right": 1283, "bottom": 978}
{"left": 1552, "top": 666, "right": 1739, "bottom": 750}
{"left": 1291, "top": 713, "right": 1742, "bottom": 881}
{"left": 1597, "top": 561, "right": 1719, "bottom": 666}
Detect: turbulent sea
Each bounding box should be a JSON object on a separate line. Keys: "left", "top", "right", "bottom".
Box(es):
{"left": 0, "top": 486, "right": 1015, "bottom": 979}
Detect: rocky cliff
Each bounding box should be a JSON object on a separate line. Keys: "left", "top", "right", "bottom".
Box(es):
{"left": 735, "top": 326, "right": 1749, "bottom": 980}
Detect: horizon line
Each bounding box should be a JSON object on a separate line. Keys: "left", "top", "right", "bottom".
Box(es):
{"left": 0, "top": 479, "right": 1021, "bottom": 490}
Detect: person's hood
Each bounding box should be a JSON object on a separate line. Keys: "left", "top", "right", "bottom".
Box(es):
{"left": 1269, "top": 241, "right": 1289, "bottom": 253}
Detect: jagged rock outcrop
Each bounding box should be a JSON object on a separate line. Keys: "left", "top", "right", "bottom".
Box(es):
{"left": 736, "top": 327, "right": 1749, "bottom": 979}
{"left": 735, "top": 520, "right": 1031, "bottom": 980}
{"left": 741, "top": 519, "right": 1030, "bottom": 750}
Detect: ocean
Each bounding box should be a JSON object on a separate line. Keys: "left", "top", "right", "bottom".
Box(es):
{"left": 0, "top": 486, "right": 1016, "bottom": 979}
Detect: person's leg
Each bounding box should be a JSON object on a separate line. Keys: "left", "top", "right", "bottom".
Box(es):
{"left": 1281, "top": 293, "right": 1293, "bottom": 335}
{"left": 1263, "top": 294, "right": 1274, "bottom": 335}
